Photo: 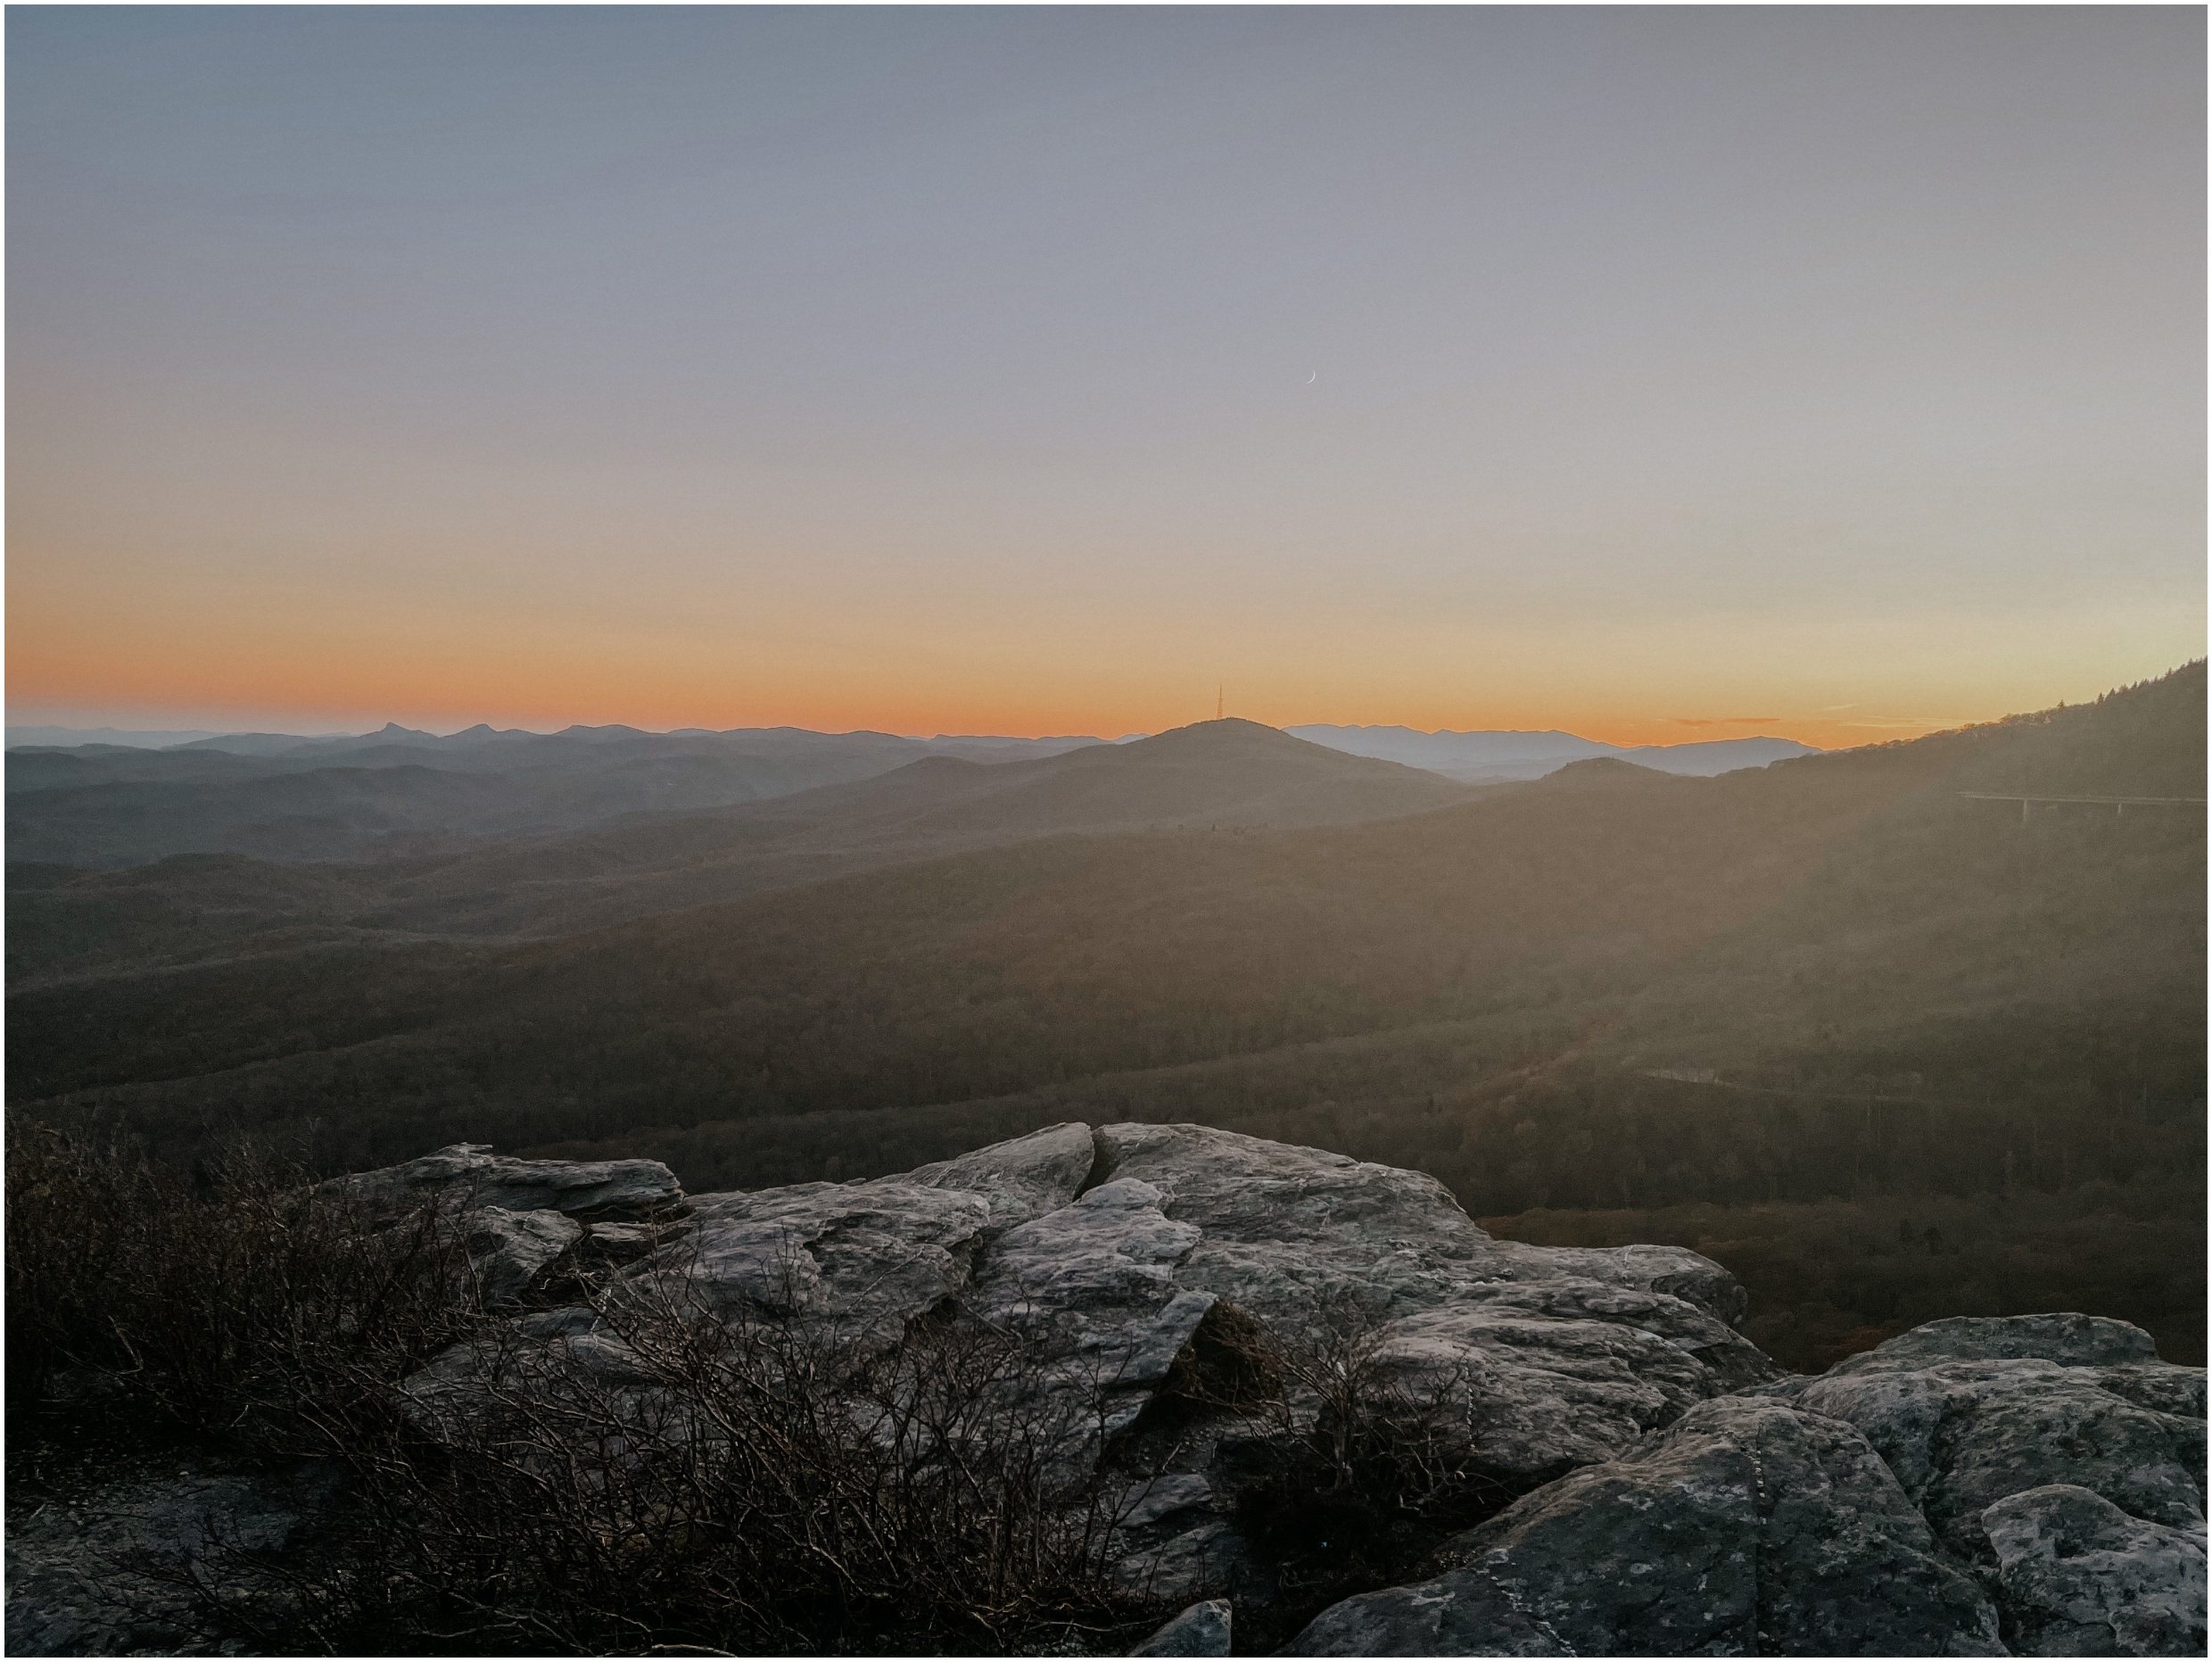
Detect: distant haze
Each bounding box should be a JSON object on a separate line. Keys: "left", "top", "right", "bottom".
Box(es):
{"left": 9, "top": 9, "right": 2203, "bottom": 743}
{"left": 4, "top": 715, "right": 1824, "bottom": 784}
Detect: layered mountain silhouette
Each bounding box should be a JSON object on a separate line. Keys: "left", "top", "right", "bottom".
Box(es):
{"left": 11, "top": 666, "right": 2202, "bottom": 1367}
{"left": 8, "top": 715, "right": 1822, "bottom": 868}
{"left": 9, "top": 718, "right": 1474, "bottom": 958}
{"left": 4, "top": 724, "right": 1108, "bottom": 866}
{"left": 11, "top": 666, "right": 2200, "bottom": 1180}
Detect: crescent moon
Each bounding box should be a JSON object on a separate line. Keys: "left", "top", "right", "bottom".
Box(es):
{"left": 1307, "top": 372, "right": 1317, "bottom": 384}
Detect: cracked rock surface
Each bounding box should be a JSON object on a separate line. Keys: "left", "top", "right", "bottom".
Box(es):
{"left": 319, "top": 1141, "right": 682, "bottom": 1222}
{"left": 1287, "top": 1395, "right": 2005, "bottom": 1656}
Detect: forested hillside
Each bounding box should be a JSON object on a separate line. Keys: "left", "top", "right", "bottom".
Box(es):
{"left": 8, "top": 721, "right": 1470, "bottom": 975}
{"left": 9, "top": 666, "right": 2203, "bottom": 1367}
{"left": 4, "top": 723, "right": 1104, "bottom": 867}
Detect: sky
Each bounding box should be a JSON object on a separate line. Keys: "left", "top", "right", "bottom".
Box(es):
{"left": 7, "top": 6, "right": 2204, "bottom": 747}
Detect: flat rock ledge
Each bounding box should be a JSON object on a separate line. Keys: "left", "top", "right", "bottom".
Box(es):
{"left": 11, "top": 1124, "right": 2204, "bottom": 1657}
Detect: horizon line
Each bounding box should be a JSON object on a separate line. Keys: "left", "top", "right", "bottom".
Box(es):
{"left": 4, "top": 710, "right": 1862, "bottom": 751}
{"left": 22, "top": 657, "right": 2200, "bottom": 753}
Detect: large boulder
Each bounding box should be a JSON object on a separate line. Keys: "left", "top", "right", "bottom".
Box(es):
{"left": 1755, "top": 1312, "right": 2206, "bottom": 1656}
{"left": 1364, "top": 1298, "right": 1749, "bottom": 1479}
{"left": 389, "top": 1121, "right": 1775, "bottom": 1617}
{"left": 1758, "top": 1315, "right": 2205, "bottom": 1564}
{"left": 1288, "top": 1395, "right": 2004, "bottom": 1656}
{"left": 1083, "top": 1124, "right": 1777, "bottom": 1488}
{"left": 1984, "top": 1484, "right": 2207, "bottom": 1656}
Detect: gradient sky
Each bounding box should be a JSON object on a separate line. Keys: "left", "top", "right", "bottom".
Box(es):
{"left": 8, "top": 7, "right": 2204, "bottom": 745}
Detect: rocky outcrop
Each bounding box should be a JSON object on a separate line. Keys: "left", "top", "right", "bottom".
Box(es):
{"left": 322, "top": 1141, "right": 681, "bottom": 1222}
{"left": 904, "top": 1119, "right": 1102, "bottom": 1223}
{"left": 1069, "top": 1121, "right": 1777, "bottom": 1484}
{"left": 671, "top": 1177, "right": 993, "bottom": 1343}
{"left": 1984, "top": 1484, "right": 2207, "bottom": 1656}
{"left": 372, "top": 1121, "right": 1791, "bottom": 1628}
{"left": 1293, "top": 1309, "right": 2206, "bottom": 1656}
{"left": 1756, "top": 1316, "right": 2204, "bottom": 1565}
{"left": 367, "top": 1129, "right": 2211, "bottom": 1657}
{"left": 1129, "top": 1597, "right": 1233, "bottom": 1656}
{"left": 1289, "top": 1395, "right": 2005, "bottom": 1655}
{"left": 404, "top": 1122, "right": 1778, "bottom": 1485}
{"left": 1743, "top": 1312, "right": 2208, "bottom": 1655}
{"left": 14, "top": 1125, "right": 2204, "bottom": 1656}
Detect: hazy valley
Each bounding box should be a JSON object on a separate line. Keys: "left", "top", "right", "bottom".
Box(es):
{"left": 9, "top": 666, "right": 2203, "bottom": 1372}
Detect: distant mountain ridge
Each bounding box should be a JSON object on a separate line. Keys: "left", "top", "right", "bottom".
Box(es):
{"left": 4, "top": 725, "right": 238, "bottom": 749}
{"left": 12, "top": 666, "right": 2198, "bottom": 1179}
{"left": 1289, "top": 724, "right": 1820, "bottom": 781}
{"left": 4, "top": 715, "right": 1467, "bottom": 879}
{"left": 3, "top": 724, "right": 1117, "bottom": 867}
{"left": 12, "top": 715, "right": 1815, "bottom": 790}
{"left": 7, "top": 720, "right": 1113, "bottom": 758}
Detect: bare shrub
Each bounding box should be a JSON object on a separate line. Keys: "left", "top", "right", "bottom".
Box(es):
{"left": 6, "top": 1117, "right": 477, "bottom": 1450}
{"left": 165, "top": 1250, "right": 1165, "bottom": 1655}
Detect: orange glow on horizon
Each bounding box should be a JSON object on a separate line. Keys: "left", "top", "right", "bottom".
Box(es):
{"left": 0, "top": 619, "right": 2050, "bottom": 754}
{"left": 12, "top": 540, "right": 2189, "bottom": 754}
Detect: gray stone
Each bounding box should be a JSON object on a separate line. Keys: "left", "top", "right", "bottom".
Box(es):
{"left": 1106, "top": 1468, "right": 1260, "bottom": 1608}
{"left": 463, "top": 1206, "right": 582, "bottom": 1306}
{"left": 1362, "top": 1301, "right": 1736, "bottom": 1481}
{"left": 19, "top": 1131, "right": 2208, "bottom": 1657}
{"left": 1127, "top": 1597, "right": 1231, "bottom": 1656}
{"left": 1091, "top": 1125, "right": 1766, "bottom": 1374}
{"left": 1288, "top": 1395, "right": 2004, "bottom": 1656}
{"left": 1485, "top": 1238, "right": 1752, "bottom": 1328}
{"left": 1763, "top": 1317, "right": 2206, "bottom": 1567}
{"left": 1985, "top": 1483, "right": 2208, "bottom": 1656}
{"left": 534, "top": 1120, "right": 1766, "bottom": 1497}
{"left": 579, "top": 1220, "right": 661, "bottom": 1262}
{"left": 904, "top": 1120, "right": 1100, "bottom": 1225}
{"left": 4, "top": 1461, "right": 334, "bottom": 1657}
{"left": 671, "top": 1177, "right": 994, "bottom": 1347}
{"left": 325, "top": 1142, "right": 681, "bottom": 1222}
{"left": 1824, "top": 1313, "right": 2162, "bottom": 1376}
{"left": 1085, "top": 1123, "right": 1773, "bottom": 1489}
{"left": 1089, "top": 1121, "right": 1502, "bottom": 1322}
{"left": 676, "top": 1123, "right": 1775, "bottom": 1589}
{"left": 1118, "top": 1473, "right": 1217, "bottom": 1530}
{"left": 2093, "top": 1363, "right": 2209, "bottom": 1423}
{"left": 966, "top": 1178, "right": 1211, "bottom": 1433}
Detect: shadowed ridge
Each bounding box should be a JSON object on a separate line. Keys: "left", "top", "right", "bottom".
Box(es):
{"left": 1044, "top": 715, "right": 1466, "bottom": 786}
{"left": 1531, "top": 755, "right": 1674, "bottom": 789}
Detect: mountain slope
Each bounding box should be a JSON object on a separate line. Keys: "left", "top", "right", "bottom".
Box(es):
{"left": 9, "top": 751, "right": 1857, "bottom": 1157}
{"left": 9, "top": 718, "right": 1473, "bottom": 965}
{"left": 697, "top": 717, "right": 1472, "bottom": 842}
{"left": 9, "top": 667, "right": 2199, "bottom": 1190}
{"left": 1601, "top": 663, "right": 2208, "bottom": 1081}
{"left": 1292, "top": 724, "right": 1821, "bottom": 781}
{"left": 4, "top": 726, "right": 1110, "bottom": 868}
